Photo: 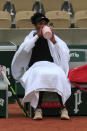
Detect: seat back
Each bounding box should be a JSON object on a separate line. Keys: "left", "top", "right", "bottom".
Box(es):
{"left": 15, "top": 11, "right": 35, "bottom": 28}
{"left": 0, "top": 0, "right": 6, "bottom": 10}
{"left": 0, "top": 11, "right": 11, "bottom": 28}
{"left": 41, "top": 0, "right": 64, "bottom": 12}
{"left": 74, "top": 10, "right": 87, "bottom": 28}
{"left": 69, "top": 0, "right": 87, "bottom": 13}
{"left": 12, "top": 0, "right": 35, "bottom": 12}
{"left": 46, "top": 11, "right": 70, "bottom": 28}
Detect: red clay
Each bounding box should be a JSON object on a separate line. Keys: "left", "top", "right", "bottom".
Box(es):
{"left": 0, "top": 103, "right": 87, "bottom": 131}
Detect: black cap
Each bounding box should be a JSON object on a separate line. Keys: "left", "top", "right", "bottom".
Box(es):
{"left": 31, "top": 12, "right": 49, "bottom": 25}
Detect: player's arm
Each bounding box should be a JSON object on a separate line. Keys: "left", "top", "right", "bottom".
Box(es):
{"left": 49, "top": 29, "right": 70, "bottom": 76}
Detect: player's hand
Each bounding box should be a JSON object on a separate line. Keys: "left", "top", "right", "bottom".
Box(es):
{"left": 50, "top": 28, "right": 56, "bottom": 44}
{"left": 37, "top": 26, "right": 43, "bottom": 37}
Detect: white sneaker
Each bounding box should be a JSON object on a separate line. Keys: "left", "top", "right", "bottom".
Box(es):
{"left": 33, "top": 108, "right": 43, "bottom": 120}
{"left": 61, "top": 108, "right": 70, "bottom": 120}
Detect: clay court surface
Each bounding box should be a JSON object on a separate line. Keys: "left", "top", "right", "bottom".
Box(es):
{"left": 0, "top": 103, "right": 87, "bottom": 131}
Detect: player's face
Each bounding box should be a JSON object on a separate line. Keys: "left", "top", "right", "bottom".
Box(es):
{"left": 35, "top": 20, "right": 47, "bottom": 30}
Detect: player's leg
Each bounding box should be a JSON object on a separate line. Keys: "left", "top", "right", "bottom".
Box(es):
{"left": 58, "top": 94, "right": 70, "bottom": 120}
{"left": 33, "top": 91, "right": 44, "bottom": 120}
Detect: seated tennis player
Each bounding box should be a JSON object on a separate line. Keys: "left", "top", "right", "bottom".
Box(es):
{"left": 11, "top": 13, "right": 71, "bottom": 120}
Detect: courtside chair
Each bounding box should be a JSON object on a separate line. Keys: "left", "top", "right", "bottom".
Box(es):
{"left": 15, "top": 11, "right": 35, "bottom": 28}
{"left": 46, "top": 11, "right": 71, "bottom": 28}
{"left": 74, "top": 10, "right": 87, "bottom": 28}
{"left": 0, "top": 11, "right": 11, "bottom": 28}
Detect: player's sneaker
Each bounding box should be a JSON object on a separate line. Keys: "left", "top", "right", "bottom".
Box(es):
{"left": 61, "top": 108, "right": 70, "bottom": 120}
{"left": 33, "top": 108, "right": 43, "bottom": 120}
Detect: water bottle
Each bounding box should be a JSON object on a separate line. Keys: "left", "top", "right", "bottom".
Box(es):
{"left": 0, "top": 65, "right": 6, "bottom": 82}
{"left": 42, "top": 26, "right": 52, "bottom": 40}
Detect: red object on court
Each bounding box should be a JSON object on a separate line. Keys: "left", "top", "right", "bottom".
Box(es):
{"left": 68, "top": 64, "right": 87, "bottom": 92}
